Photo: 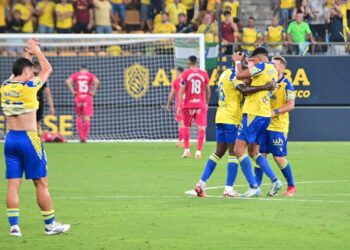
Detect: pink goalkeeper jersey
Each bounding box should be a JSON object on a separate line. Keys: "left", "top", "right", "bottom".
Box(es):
{"left": 180, "top": 68, "right": 209, "bottom": 109}
{"left": 70, "top": 71, "right": 97, "bottom": 96}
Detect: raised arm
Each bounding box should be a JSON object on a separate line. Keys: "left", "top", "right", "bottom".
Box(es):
{"left": 236, "top": 80, "right": 275, "bottom": 95}
{"left": 26, "top": 39, "right": 52, "bottom": 83}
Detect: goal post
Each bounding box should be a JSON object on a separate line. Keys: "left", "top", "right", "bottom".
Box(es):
{"left": 0, "top": 34, "right": 206, "bottom": 141}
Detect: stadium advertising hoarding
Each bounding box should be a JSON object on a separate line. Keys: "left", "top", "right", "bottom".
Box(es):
{"left": 0, "top": 56, "right": 348, "bottom": 140}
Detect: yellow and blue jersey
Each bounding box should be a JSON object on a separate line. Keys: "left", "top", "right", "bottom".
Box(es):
{"left": 215, "top": 68, "right": 244, "bottom": 125}
{"left": 268, "top": 76, "right": 295, "bottom": 133}
{"left": 1, "top": 77, "right": 43, "bottom": 116}
{"left": 242, "top": 62, "right": 278, "bottom": 118}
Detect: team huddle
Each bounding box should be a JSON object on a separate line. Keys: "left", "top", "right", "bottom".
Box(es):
{"left": 169, "top": 48, "right": 296, "bottom": 198}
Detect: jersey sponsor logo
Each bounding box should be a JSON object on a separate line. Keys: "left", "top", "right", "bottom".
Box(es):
{"left": 124, "top": 64, "right": 150, "bottom": 99}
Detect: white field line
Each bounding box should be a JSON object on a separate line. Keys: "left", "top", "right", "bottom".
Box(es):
{"left": 52, "top": 194, "right": 350, "bottom": 204}
{"left": 50, "top": 180, "right": 350, "bottom": 204}
{"left": 187, "top": 180, "right": 350, "bottom": 193}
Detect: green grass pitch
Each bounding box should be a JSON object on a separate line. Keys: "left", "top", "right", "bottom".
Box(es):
{"left": 0, "top": 142, "right": 349, "bottom": 250}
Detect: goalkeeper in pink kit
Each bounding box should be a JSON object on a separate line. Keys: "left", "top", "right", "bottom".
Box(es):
{"left": 66, "top": 66, "right": 100, "bottom": 142}
{"left": 177, "top": 56, "right": 210, "bottom": 159}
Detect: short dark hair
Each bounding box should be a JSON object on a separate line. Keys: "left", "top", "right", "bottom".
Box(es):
{"left": 177, "top": 67, "right": 184, "bottom": 73}
{"left": 188, "top": 55, "right": 197, "bottom": 65}
{"left": 224, "top": 11, "right": 231, "bottom": 16}
{"left": 249, "top": 17, "right": 255, "bottom": 21}
{"left": 81, "top": 64, "right": 88, "bottom": 70}
{"left": 12, "top": 58, "right": 35, "bottom": 76}
{"left": 251, "top": 47, "right": 269, "bottom": 57}
{"left": 233, "top": 17, "right": 240, "bottom": 24}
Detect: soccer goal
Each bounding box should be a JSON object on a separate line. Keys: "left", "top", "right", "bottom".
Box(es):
{"left": 0, "top": 34, "right": 205, "bottom": 141}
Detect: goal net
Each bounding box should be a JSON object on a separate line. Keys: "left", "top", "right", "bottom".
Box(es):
{"left": 0, "top": 34, "right": 205, "bottom": 141}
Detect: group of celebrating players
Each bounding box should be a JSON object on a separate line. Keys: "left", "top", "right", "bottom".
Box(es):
{"left": 168, "top": 47, "right": 296, "bottom": 198}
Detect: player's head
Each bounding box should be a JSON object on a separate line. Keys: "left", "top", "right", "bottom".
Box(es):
{"left": 33, "top": 61, "right": 41, "bottom": 76}
{"left": 188, "top": 55, "right": 197, "bottom": 67}
{"left": 12, "top": 58, "right": 35, "bottom": 80}
{"left": 272, "top": 56, "right": 287, "bottom": 74}
{"left": 80, "top": 65, "right": 89, "bottom": 72}
{"left": 241, "top": 55, "right": 249, "bottom": 70}
{"left": 250, "top": 47, "right": 269, "bottom": 64}
{"left": 176, "top": 67, "right": 184, "bottom": 77}
{"left": 248, "top": 17, "right": 255, "bottom": 27}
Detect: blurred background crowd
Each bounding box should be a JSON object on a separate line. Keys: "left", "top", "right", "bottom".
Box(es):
{"left": 0, "top": 0, "right": 349, "bottom": 55}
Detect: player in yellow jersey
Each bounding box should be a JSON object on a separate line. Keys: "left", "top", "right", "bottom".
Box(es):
{"left": 233, "top": 47, "right": 283, "bottom": 198}
{"left": 1, "top": 39, "right": 70, "bottom": 236}
{"left": 256, "top": 56, "right": 296, "bottom": 197}
{"left": 193, "top": 56, "right": 274, "bottom": 198}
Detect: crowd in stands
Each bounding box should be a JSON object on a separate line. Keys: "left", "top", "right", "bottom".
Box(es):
{"left": 0, "top": 0, "right": 349, "bottom": 55}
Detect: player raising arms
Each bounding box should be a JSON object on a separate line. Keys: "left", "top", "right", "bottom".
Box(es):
{"left": 1, "top": 39, "right": 70, "bottom": 236}
{"left": 255, "top": 56, "right": 297, "bottom": 196}
{"left": 233, "top": 47, "right": 283, "bottom": 197}
{"left": 66, "top": 65, "right": 100, "bottom": 143}
{"left": 194, "top": 56, "right": 275, "bottom": 198}
{"left": 166, "top": 67, "right": 184, "bottom": 147}
{"left": 177, "top": 56, "right": 210, "bottom": 159}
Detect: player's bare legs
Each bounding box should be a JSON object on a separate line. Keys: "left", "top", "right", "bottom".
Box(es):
{"left": 195, "top": 142, "right": 227, "bottom": 197}
{"left": 33, "top": 178, "right": 53, "bottom": 211}
{"left": 195, "top": 125, "right": 206, "bottom": 159}
{"left": 7, "top": 179, "right": 22, "bottom": 236}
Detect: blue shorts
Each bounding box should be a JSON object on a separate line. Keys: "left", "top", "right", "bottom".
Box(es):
{"left": 5, "top": 130, "right": 47, "bottom": 179}
{"left": 216, "top": 123, "right": 239, "bottom": 144}
{"left": 260, "top": 130, "right": 288, "bottom": 157}
{"left": 237, "top": 114, "right": 271, "bottom": 144}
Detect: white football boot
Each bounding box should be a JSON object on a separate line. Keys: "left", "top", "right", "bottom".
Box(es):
{"left": 45, "top": 221, "right": 71, "bottom": 236}
{"left": 10, "top": 225, "right": 22, "bottom": 237}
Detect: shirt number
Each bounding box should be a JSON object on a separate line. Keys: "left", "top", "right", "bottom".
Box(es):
{"left": 191, "top": 79, "right": 201, "bottom": 94}
{"left": 78, "top": 80, "right": 89, "bottom": 93}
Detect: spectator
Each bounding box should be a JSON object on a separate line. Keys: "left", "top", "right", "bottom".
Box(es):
{"left": 153, "top": 11, "right": 176, "bottom": 33}
{"left": 333, "top": 0, "right": 348, "bottom": 33}
{"left": 12, "top": 0, "right": 34, "bottom": 33}
{"left": 326, "top": 5, "right": 347, "bottom": 54}
{"left": 55, "top": 0, "right": 74, "bottom": 33}
{"left": 287, "top": 11, "right": 316, "bottom": 55}
{"left": 110, "top": 0, "right": 125, "bottom": 28}
{"left": 0, "top": 0, "right": 8, "bottom": 33}
{"left": 36, "top": 0, "right": 56, "bottom": 33}
{"left": 280, "top": 0, "right": 295, "bottom": 28}
{"left": 166, "top": 0, "right": 187, "bottom": 25}
{"left": 197, "top": 12, "right": 217, "bottom": 43}
{"left": 347, "top": 0, "right": 350, "bottom": 28}
{"left": 176, "top": 13, "right": 194, "bottom": 32}
{"left": 308, "top": 0, "right": 327, "bottom": 52}
{"left": 292, "top": 0, "right": 312, "bottom": 22}
{"left": 93, "top": 0, "right": 114, "bottom": 33}
{"left": 264, "top": 16, "right": 286, "bottom": 55}
{"left": 206, "top": 0, "right": 219, "bottom": 12}
{"left": 222, "top": 10, "right": 238, "bottom": 54}
{"left": 234, "top": 17, "right": 243, "bottom": 30}
{"left": 151, "top": 0, "right": 164, "bottom": 16}
{"left": 222, "top": 0, "right": 240, "bottom": 18}
{"left": 140, "top": 0, "right": 152, "bottom": 31}
{"left": 7, "top": 9, "right": 24, "bottom": 33}
{"left": 73, "top": 0, "right": 94, "bottom": 33}
{"left": 240, "top": 17, "right": 262, "bottom": 54}
{"left": 182, "top": 0, "right": 195, "bottom": 21}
